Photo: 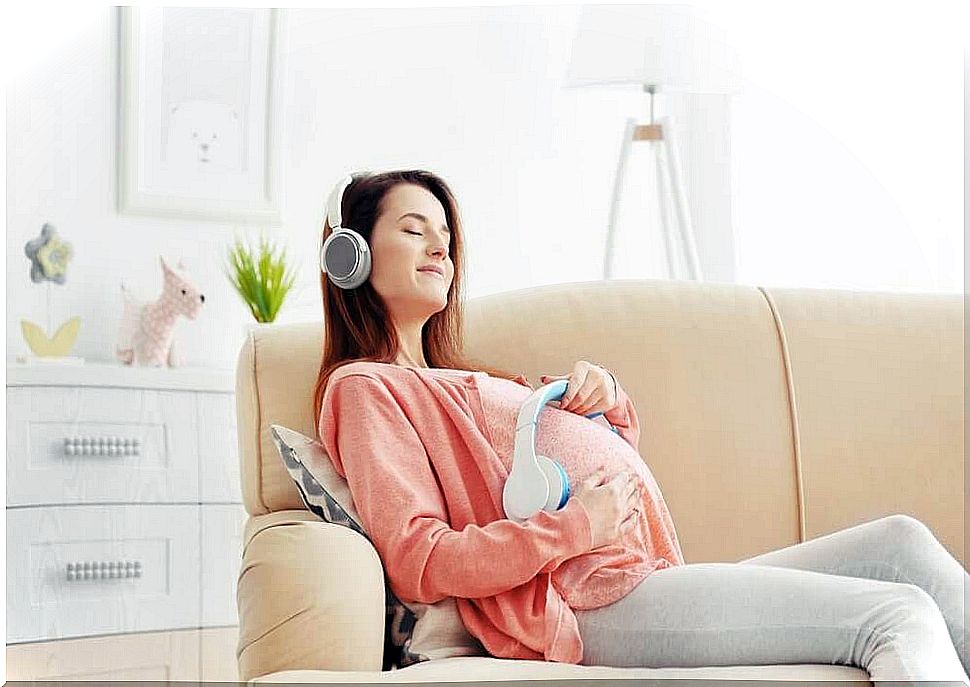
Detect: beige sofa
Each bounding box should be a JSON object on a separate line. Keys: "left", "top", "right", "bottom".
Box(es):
{"left": 234, "top": 278, "right": 965, "bottom": 683}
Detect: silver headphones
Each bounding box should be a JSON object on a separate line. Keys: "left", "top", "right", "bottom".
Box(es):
{"left": 320, "top": 174, "right": 371, "bottom": 289}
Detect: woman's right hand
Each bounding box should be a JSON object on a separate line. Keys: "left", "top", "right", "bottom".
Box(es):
{"left": 571, "top": 468, "right": 640, "bottom": 550}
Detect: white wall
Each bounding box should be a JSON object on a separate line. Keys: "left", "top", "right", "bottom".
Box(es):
{"left": 7, "top": 5, "right": 738, "bottom": 369}
{"left": 7, "top": 3, "right": 961, "bottom": 372}
{"left": 701, "top": 1, "right": 965, "bottom": 294}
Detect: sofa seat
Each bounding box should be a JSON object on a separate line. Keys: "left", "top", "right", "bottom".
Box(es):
{"left": 250, "top": 655, "right": 871, "bottom": 683}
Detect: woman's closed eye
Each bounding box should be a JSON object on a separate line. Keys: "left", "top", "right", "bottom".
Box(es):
{"left": 405, "top": 227, "right": 451, "bottom": 255}
{"left": 404, "top": 226, "right": 450, "bottom": 236}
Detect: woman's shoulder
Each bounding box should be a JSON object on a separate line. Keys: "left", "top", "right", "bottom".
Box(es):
{"left": 329, "top": 360, "right": 466, "bottom": 385}
{"left": 329, "top": 360, "right": 407, "bottom": 383}
{"left": 329, "top": 360, "right": 532, "bottom": 389}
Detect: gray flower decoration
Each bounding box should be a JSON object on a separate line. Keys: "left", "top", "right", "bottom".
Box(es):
{"left": 25, "top": 223, "right": 73, "bottom": 284}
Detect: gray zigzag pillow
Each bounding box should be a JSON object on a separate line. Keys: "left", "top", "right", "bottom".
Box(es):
{"left": 270, "top": 424, "right": 488, "bottom": 671}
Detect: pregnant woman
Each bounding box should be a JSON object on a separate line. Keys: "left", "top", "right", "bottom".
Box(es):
{"left": 312, "top": 169, "right": 969, "bottom": 684}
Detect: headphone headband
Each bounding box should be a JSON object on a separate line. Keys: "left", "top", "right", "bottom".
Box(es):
{"left": 514, "top": 379, "right": 568, "bottom": 446}
{"left": 327, "top": 174, "right": 354, "bottom": 231}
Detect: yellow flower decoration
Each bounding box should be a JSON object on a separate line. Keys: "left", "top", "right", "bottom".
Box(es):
{"left": 37, "top": 236, "right": 72, "bottom": 281}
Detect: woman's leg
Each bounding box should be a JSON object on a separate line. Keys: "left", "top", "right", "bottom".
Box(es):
{"left": 573, "top": 561, "right": 968, "bottom": 684}
{"left": 737, "top": 514, "right": 968, "bottom": 674}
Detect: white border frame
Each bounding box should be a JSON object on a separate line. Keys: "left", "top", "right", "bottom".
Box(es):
{"left": 116, "top": 7, "right": 283, "bottom": 225}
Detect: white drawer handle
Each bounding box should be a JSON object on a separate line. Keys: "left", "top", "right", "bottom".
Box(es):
{"left": 63, "top": 436, "right": 141, "bottom": 456}
{"left": 66, "top": 560, "right": 143, "bottom": 581}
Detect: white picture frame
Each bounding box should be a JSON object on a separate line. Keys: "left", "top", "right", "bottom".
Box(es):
{"left": 117, "top": 6, "right": 283, "bottom": 225}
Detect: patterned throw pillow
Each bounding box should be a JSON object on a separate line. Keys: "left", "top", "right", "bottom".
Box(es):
{"left": 269, "top": 424, "right": 488, "bottom": 671}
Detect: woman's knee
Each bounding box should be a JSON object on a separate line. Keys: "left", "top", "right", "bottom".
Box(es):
{"left": 877, "top": 513, "right": 935, "bottom": 546}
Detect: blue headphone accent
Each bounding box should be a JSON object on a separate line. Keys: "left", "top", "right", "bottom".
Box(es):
{"left": 503, "top": 379, "right": 621, "bottom": 523}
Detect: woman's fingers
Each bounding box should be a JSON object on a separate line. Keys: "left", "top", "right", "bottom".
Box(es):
{"left": 588, "top": 470, "right": 638, "bottom": 497}
{"left": 610, "top": 472, "right": 631, "bottom": 492}
{"left": 574, "top": 390, "right": 605, "bottom": 416}
{"left": 563, "top": 371, "right": 595, "bottom": 411}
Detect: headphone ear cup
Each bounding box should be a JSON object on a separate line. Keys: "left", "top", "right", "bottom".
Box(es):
{"left": 321, "top": 228, "right": 371, "bottom": 289}
{"left": 503, "top": 466, "right": 550, "bottom": 523}
{"left": 537, "top": 455, "right": 570, "bottom": 512}
{"left": 321, "top": 173, "right": 370, "bottom": 289}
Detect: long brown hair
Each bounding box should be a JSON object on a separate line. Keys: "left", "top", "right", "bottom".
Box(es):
{"left": 312, "top": 169, "right": 521, "bottom": 438}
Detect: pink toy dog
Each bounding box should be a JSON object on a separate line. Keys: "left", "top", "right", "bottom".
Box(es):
{"left": 115, "top": 256, "right": 205, "bottom": 367}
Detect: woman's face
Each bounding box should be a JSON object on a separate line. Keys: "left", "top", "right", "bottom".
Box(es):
{"left": 368, "top": 183, "right": 454, "bottom": 322}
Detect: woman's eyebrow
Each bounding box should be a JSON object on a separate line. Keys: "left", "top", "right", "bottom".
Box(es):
{"left": 397, "top": 212, "right": 450, "bottom": 232}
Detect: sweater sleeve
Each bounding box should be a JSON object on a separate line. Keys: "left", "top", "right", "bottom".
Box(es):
{"left": 321, "top": 373, "right": 595, "bottom": 605}
{"left": 601, "top": 379, "right": 641, "bottom": 450}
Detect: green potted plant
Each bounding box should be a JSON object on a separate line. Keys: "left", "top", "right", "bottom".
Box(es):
{"left": 224, "top": 233, "right": 298, "bottom": 333}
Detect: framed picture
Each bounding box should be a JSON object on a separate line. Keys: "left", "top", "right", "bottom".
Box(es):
{"left": 117, "top": 7, "right": 283, "bottom": 225}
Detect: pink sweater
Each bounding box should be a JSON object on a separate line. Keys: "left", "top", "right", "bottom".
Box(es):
{"left": 317, "top": 361, "right": 684, "bottom": 665}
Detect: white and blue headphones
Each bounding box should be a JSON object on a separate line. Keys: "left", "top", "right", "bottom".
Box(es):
{"left": 504, "top": 380, "right": 621, "bottom": 523}
{"left": 319, "top": 173, "right": 620, "bottom": 523}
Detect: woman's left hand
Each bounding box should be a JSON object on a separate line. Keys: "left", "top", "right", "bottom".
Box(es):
{"left": 540, "top": 360, "right": 617, "bottom": 416}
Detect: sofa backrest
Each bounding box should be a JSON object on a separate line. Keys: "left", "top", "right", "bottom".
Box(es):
{"left": 235, "top": 279, "right": 964, "bottom": 565}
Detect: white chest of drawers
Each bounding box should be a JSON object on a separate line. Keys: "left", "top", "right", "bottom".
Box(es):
{"left": 6, "top": 361, "right": 246, "bottom": 681}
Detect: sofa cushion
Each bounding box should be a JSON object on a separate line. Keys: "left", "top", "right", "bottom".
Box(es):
{"left": 270, "top": 424, "right": 489, "bottom": 670}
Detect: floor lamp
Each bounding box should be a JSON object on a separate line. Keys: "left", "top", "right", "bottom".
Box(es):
{"left": 563, "top": 5, "right": 741, "bottom": 282}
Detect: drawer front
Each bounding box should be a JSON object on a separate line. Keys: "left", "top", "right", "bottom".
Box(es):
{"left": 198, "top": 392, "right": 241, "bottom": 503}
{"left": 7, "top": 386, "right": 200, "bottom": 506}
{"left": 201, "top": 503, "right": 247, "bottom": 627}
{"left": 7, "top": 504, "right": 201, "bottom": 643}
{"left": 6, "top": 628, "right": 201, "bottom": 681}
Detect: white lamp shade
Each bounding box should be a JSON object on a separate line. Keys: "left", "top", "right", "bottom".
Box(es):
{"left": 564, "top": 4, "right": 742, "bottom": 95}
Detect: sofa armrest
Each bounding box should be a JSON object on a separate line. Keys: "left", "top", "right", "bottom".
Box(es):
{"left": 236, "top": 516, "right": 386, "bottom": 681}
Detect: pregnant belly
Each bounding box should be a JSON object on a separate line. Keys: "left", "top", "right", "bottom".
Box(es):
{"left": 481, "top": 395, "right": 680, "bottom": 609}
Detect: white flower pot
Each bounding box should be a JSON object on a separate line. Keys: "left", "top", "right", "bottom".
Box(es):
{"left": 240, "top": 320, "right": 276, "bottom": 343}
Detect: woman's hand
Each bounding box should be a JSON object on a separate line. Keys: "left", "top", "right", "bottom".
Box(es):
{"left": 571, "top": 468, "right": 640, "bottom": 550}
{"left": 540, "top": 360, "right": 617, "bottom": 416}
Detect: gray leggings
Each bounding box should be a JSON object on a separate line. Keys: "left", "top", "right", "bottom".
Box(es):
{"left": 574, "top": 514, "right": 969, "bottom": 684}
